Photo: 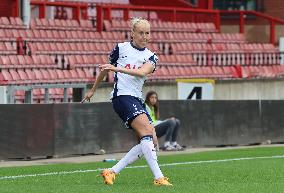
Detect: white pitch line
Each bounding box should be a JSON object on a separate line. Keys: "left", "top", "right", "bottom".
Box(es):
{"left": 0, "top": 155, "right": 284, "bottom": 180}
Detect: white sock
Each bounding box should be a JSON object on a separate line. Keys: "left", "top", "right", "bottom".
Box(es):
{"left": 111, "top": 144, "right": 143, "bottom": 174}
{"left": 140, "top": 136, "right": 164, "bottom": 179}
{"left": 164, "top": 141, "right": 171, "bottom": 147}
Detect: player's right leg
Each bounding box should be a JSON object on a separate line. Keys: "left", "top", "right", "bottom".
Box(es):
{"left": 131, "top": 114, "right": 173, "bottom": 186}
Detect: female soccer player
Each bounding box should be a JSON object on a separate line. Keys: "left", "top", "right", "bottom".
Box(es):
{"left": 83, "top": 18, "right": 172, "bottom": 186}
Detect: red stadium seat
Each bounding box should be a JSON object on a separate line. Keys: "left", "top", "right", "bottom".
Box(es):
{"left": 33, "top": 69, "right": 43, "bottom": 78}
{"left": 1, "top": 70, "right": 14, "bottom": 84}
{"left": 25, "top": 69, "right": 36, "bottom": 81}
{"left": 1, "top": 55, "right": 12, "bottom": 66}
{"left": 80, "top": 19, "right": 93, "bottom": 30}
{"left": 8, "top": 55, "right": 20, "bottom": 68}
{"left": 62, "top": 70, "right": 73, "bottom": 83}
{"left": 9, "top": 69, "right": 22, "bottom": 84}
{"left": 0, "top": 17, "right": 11, "bottom": 28}
{"left": 17, "top": 69, "right": 31, "bottom": 84}
{"left": 10, "top": 17, "right": 25, "bottom": 29}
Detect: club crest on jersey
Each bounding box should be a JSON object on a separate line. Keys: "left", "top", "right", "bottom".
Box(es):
{"left": 149, "top": 54, "right": 158, "bottom": 64}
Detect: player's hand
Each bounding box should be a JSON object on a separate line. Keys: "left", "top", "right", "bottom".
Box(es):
{"left": 99, "top": 64, "right": 119, "bottom": 72}
{"left": 81, "top": 90, "right": 94, "bottom": 103}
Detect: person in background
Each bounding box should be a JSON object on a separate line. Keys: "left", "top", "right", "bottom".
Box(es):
{"left": 145, "top": 90, "right": 184, "bottom": 151}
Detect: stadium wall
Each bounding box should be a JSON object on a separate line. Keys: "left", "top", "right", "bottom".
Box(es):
{"left": 263, "top": 0, "right": 284, "bottom": 20}
{"left": 0, "top": 100, "right": 284, "bottom": 159}
{"left": 221, "top": 0, "right": 284, "bottom": 25}
{"left": 0, "top": 0, "right": 14, "bottom": 17}
{"left": 92, "top": 79, "right": 284, "bottom": 101}
{"left": 0, "top": 105, "right": 54, "bottom": 159}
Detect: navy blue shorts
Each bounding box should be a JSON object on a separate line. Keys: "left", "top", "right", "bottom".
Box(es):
{"left": 112, "top": 95, "right": 152, "bottom": 129}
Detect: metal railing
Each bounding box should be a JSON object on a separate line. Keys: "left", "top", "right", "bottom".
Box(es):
{"left": 95, "top": 4, "right": 220, "bottom": 32}
{"left": 219, "top": 10, "right": 284, "bottom": 44}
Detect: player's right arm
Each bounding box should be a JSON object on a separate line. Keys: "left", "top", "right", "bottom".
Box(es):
{"left": 83, "top": 70, "right": 108, "bottom": 102}
{"left": 82, "top": 44, "right": 119, "bottom": 102}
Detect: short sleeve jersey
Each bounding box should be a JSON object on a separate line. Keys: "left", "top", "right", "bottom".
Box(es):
{"left": 109, "top": 42, "right": 158, "bottom": 99}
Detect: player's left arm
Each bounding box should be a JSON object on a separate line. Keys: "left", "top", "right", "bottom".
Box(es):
{"left": 100, "top": 54, "right": 158, "bottom": 77}
{"left": 100, "top": 62, "right": 153, "bottom": 77}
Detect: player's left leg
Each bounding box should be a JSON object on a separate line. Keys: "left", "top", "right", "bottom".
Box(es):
{"left": 101, "top": 143, "right": 143, "bottom": 185}
{"left": 100, "top": 169, "right": 116, "bottom": 185}
{"left": 111, "top": 143, "right": 143, "bottom": 174}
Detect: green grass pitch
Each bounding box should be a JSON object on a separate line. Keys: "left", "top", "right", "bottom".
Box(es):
{"left": 0, "top": 146, "right": 284, "bottom": 193}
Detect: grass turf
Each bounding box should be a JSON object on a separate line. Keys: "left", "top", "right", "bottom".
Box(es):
{"left": 0, "top": 146, "right": 284, "bottom": 193}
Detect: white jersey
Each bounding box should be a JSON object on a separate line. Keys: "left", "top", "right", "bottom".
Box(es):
{"left": 109, "top": 42, "right": 158, "bottom": 99}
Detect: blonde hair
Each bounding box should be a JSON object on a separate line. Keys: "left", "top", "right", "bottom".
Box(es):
{"left": 130, "top": 17, "right": 150, "bottom": 32}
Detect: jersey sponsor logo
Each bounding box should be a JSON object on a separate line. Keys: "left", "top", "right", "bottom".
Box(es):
{"left": 125, "top": 64, "right": 139, "bottom": 69}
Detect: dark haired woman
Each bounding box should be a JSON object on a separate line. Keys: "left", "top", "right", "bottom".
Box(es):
{"left": 145, "top": 91, "right": 183, "bottom": 151}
